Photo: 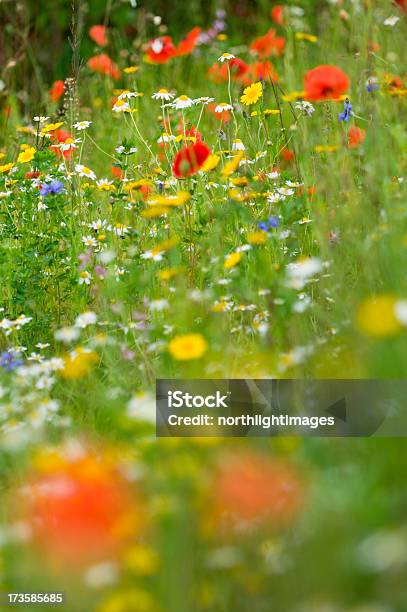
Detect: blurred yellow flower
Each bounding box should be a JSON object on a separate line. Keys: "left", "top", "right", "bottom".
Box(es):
{"left": 41, "top": 122, "right": 64, "bottom": 135}
{"left": 356, "top": 295, "right": 401, "bottom": 337}
{"left": 200, "top": 154, "right": 220, "bottom": 172}
{"left": 17, "top": 147, "right": 36, "bottom": 163}
{"left": 224, "top": 252, "right": 243, "bottom": 269}
{"left": 222, "top": 151, "right": 244, "bottom": 177}
{"left": 97, "top": 588, "right": 156, "bottom": 612}
{"left": 168, "top": 334, "right": 208, "bottom": 360}
{"left": 295, "top": 32, "right": 318, "bottom": 43}
{"left": 247, "top": 231, "right": 268, "bottom": 245}
{"left": 60, "top": 347, "right": 99, "bottom": 379}
{"left": 123, "top": 65, "right": 139, "bottom": 74}
{"left": 122, "top": 545, "right": 160, "bottom": 575}
{"left": 0, "top": 163, "right": 14, "bottom": 174}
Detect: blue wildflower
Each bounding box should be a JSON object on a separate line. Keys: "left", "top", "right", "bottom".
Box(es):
{"left": 0, "top": 351, "right": 23, "bottom": 372}
{"left": 366, "top": 79, "right": 380, "bottom": 93}
{"left": 40, "top": 180, "right": 64, "bottom": 196}
{"left": 339, "top": 98, "right": 353, "bottom": 122}
{"left": 257, "top": 217, "right": 279, "bottom": 232}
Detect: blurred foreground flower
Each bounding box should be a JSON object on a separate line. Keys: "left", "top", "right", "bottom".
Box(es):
{"left": 172, "top": 141, "right": 211, "bottom": 178}
{"left": 17, "top": 444, "right": 144, "bottom": 567}
{"left": 356, "top": 295, "right": 404, "bottom": 337}
{"left": 168, "top": 334, "right": 208, "bottom": 360}
{"left": 209, "top": 452, "right": 303, "bottom": 533}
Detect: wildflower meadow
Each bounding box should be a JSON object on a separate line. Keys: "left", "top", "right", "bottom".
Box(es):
{"left": 0, "top": 0, "right": 406, "bottom": 610}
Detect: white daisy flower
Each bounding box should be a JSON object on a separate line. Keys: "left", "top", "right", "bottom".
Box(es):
{"left": 173, "top": 95, "right": 194, "bottom": 109}
{"left": 75, "top": 164, "right": 97, "bottom": 180}
{"left": 152, "top": 88, "right": 175, "bottom": 101}
{"left": 218, "top": 52, "right": 235, "bottom": 62}
{"left": 78, "top": 271, "right": 92, "bottom": 285}
{"left": 214, "top": 102, "right": 233, "bottom": 113}
{"left": 112, "top": 99, "right": 130, "bottom": 112}
{"left": 194, "top": 96, "right": 215, "bottom": 105}
{"left": 74, "top": 120, "right": 92, "bottom": 130}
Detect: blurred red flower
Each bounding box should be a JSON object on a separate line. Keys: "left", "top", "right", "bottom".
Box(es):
{"left": 210, "top": 453, "right": 303, "bottom": 530}
{"left": 250, "top": 29, "right": 285, "bottom": 58}
{"left": 249, "top": 61, "right": 278, "bottom": 83}
{"left": 173, "top": 141, "right": 211, "bottom": 178}
{"left": 207, "top": 57, "right": 249, "bottom": 84}
{"left": 88, "top": 53, "right": 120, "bottom": 79}
{"left": 176, "top": 27, "right": 201, "bottom": 56}
{"left": 89, "top": 25, "right": 109, "bottom": 47}
{"left": 21, "top": 448, "right": 143, "bottom": 567}
{"left": 271, "top": 5, "right": 285, "bottom": 25}
{"left": 395, "top": 0, "right": 406, "bottom": 11}
{"left": 281, "top": 147, "right": 295, "bottom": 161}
{"left": 348, "top": 125, "right": 366, "bottom": 148}
{"left": 304, "top": 65, "right": 349, "bottom": 100}
{"left": 111, "top": 165, "right": 124, "bottom": 179}
{"left": 49, "top": 80, "right": 65, "bottom": 102}
{"left": 50, "top": 129, "right": 74, "bottom": 159}
{"left": 146, "top": 36, "right": 177, "bottom": 64}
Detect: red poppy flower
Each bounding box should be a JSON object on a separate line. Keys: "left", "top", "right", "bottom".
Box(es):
{"left": 210, "top": 453, "right": 303, "bottom": 531}
{"left": 207, "top": 58, "right": 249, "bottom": 84}
{"left": 250, "top": 29, "right": 286, "bottom": 58}
{"left": 88, "top": 54, "right": 120, "bottom": 79}
{"left": 271, "top": 5, "right": 285, "bottom": 25}
{"left": 250, "top": 61, "right": 278, "bottom": 83}
{"left": 228, "top": 57, "right": 250, "bottom": 79}
{"left": 89, "top": 25, "right": 109, "bottom": 47}
{"left": 207, "top": 63, "right": 225, "bottom": 84}
{"left": 173, "top": 141, "right": 211, "bottom": 178}
{"left": 176, "top": 27, "right": 201, "bottom": 56}
{"left": 20, "top": 450, "right": 143, "bottom": 567}
{"left": 49, "top": 80, "right": 65, "bottom": 102}
{"left": 348, "top": 126, "right": 366, "bottom": 148}
{"left": 281, "top": 147, "right": 295, "bottom": 162}
{"left": 49, "top": 129, "right": 74, "bottom": 159}
{"left": 395, "top": 0, "right": 406, "bottom": 11}
{"left": 146, "top": 36, "right": 177, "bottom": 64}
{"left": 111, "top": 166, "right": 124, "bottom": 180}
{"left": 304, "top": 65, "right": 349, "bottom": 101}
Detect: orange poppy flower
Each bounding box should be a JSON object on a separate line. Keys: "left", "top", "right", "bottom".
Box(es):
{"left": 271, "top": 5, "right": 285, "bottom": 25}
{"left": 250, "top": 28, "right": 286, "bottom": 58}
{"left": 176, "top": 27, "right": 201, "bottom": 56}
{"left": 19, "top": 449, "right": 143, "bottom": 567}
{"left": 210, "top": 453, "right": 303, "bottom": 531}
{"left": 49, "top": 80, "right": 65, "bottom": 102}
{"left": 304, "top": 65, "right": 349, "bottom": 100}
{"left": 88, "top": 53, "right": 120, "bottom": 79}
{"left": 89, "top": 25, "right": 109, "bottom": 47}
{"left": 348, "top": 125, "right": 366, "bottom": 148}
